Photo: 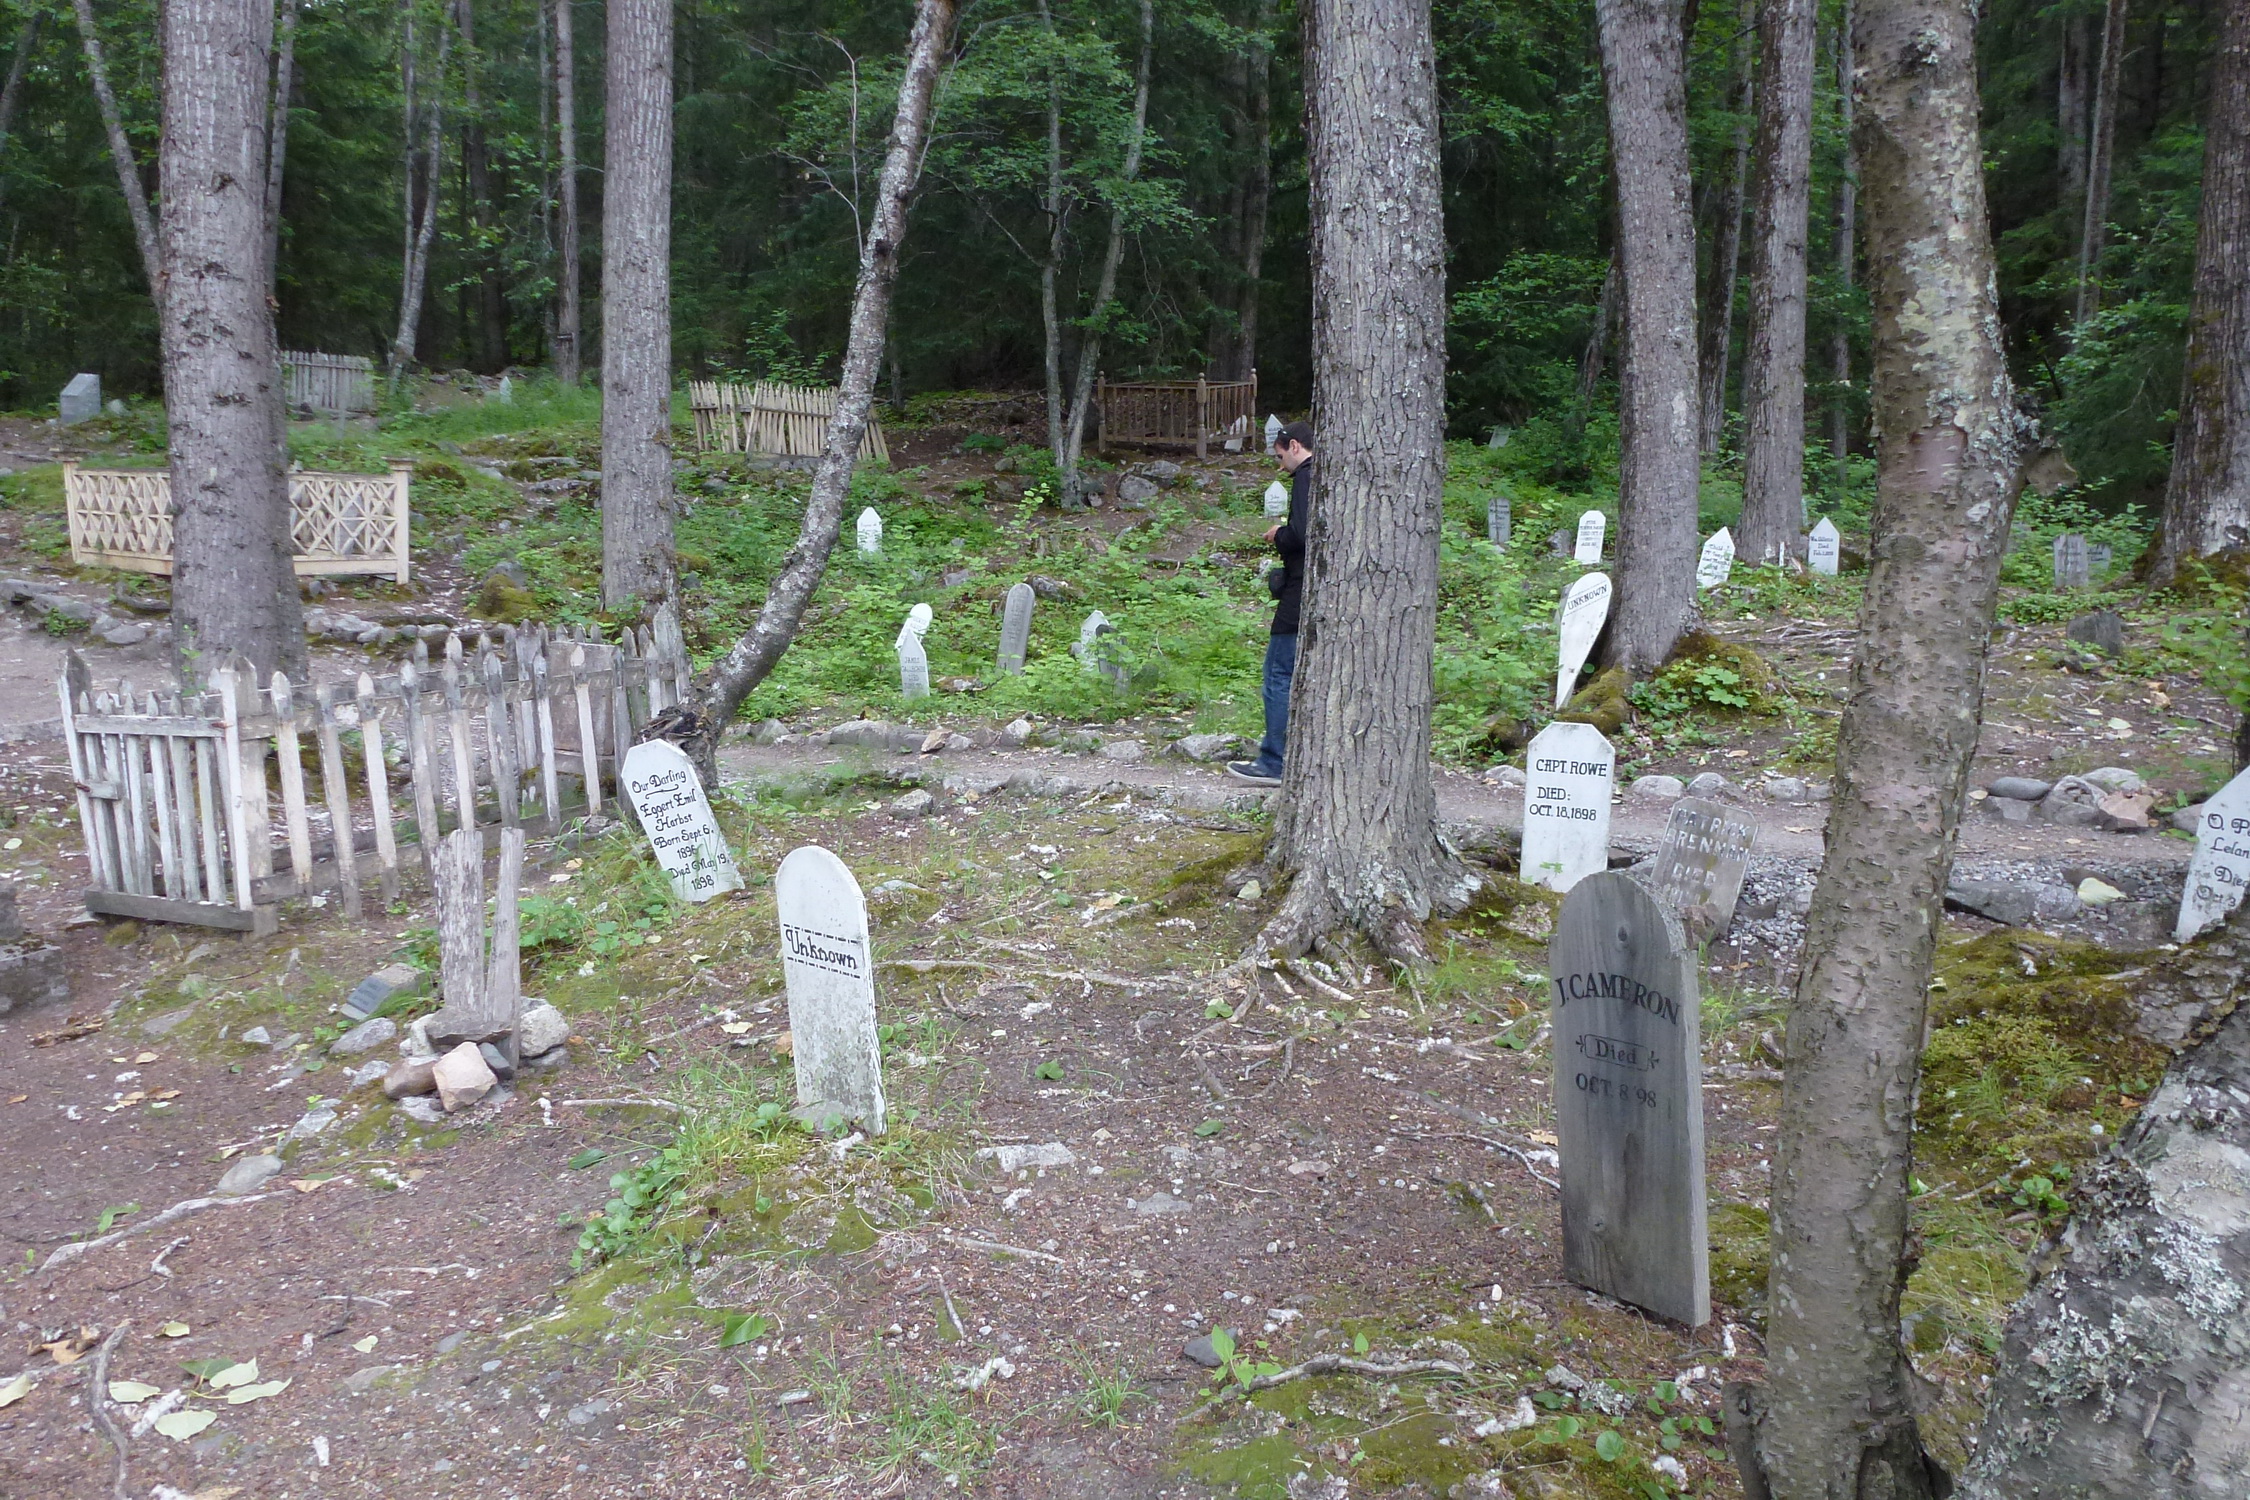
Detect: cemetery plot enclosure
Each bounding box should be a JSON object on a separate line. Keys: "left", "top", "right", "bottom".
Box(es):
{"left": 58, "top": 610, "right": 692, "bottom": 934}
{"left": 686, "top": 381, "right": 890, "bottom": 462}
{"left": 64, "top": 462, "right": 415, "bottom": 582}
{"left": 1095, "top": 373, "right": 1258, "bottom": 458}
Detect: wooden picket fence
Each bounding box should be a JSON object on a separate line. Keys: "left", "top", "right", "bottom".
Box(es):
{"left": 686, "top": 380, "right": 889, "bottom": 463}
{"left": 65, "top": 462, "right": 414, "bottom": 583}
{"left": 281, "top": 350, "right": 377, "bottom": 415}
{"left": 1097, "top": 372, "right": 1258, "bottom": 459}
{"left": 59, "top": 607, "right": 692, "bottom": 935}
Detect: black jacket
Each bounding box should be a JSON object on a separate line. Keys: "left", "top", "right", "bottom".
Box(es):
{"left": 1270, "top": 458, "right": 1311, "bottom": 636}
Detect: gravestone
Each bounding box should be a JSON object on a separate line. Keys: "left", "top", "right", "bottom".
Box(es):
{"left": 2053, "top": 532, "right": 2090, "bottom": 589}
{"left": 1647, "top": 798, "right": 1757, "bottom": 939}
{"left": 856, "top": 507, "right": 883, "bottom": 555}
{"left": 59, "top": 373, "right": 100, "bottom": 425}
{"left": 1487, "top": 493, "right": 1511, "bottom": 549}
{"left": 621, "top": 740, "right": 745, "bottom": 902}
{"left": 1487, "top": 425, "right": 1512, "bottom": 450}
{"left": 1521, "top": 721, "right": 1615, "bottom": 893}
{"left": 1574, "top": 510, "right": 1607, "bottom": 565}
{"left": 775, "top": 845, "right": 887, "bottom": 1134}
{"left": 1074, "top": 610, "right": 1113, "bottom": 662}
{"left": 896, "top": 632, "right": 929, "bottom": 699}
{"left": 901, "top": 602, "right": 933, "bottom": 640}
{"left": 2089, "top": 541, "right": 2113, "bottom": 576}
{"left": 997, "top": 582, "right": 1036, "bottom": 675}
{"left": 1263, "top": 480, "right": 1289, "bottom": 518}
{"left": 2176, "top": 766, "right": 2250, "bottom": 943}
{"left": 1264, "top": 413, "right": 1283, "bottom": 448}
{"left": 1696, "top": 528, "right": 1735, "bottom": 589}
{"left": 1806, "top": 517, "right": 1840, "bottom": 576}
{"left": 1549, "top": 871, "right": 1709, "bottom": 1326}
{"left": 1554, "top": 572, "right": 1613, "bottom": 709}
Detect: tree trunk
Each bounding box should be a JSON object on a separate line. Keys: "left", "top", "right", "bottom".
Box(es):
{"left": 264, "top": 0, "right": 298, "bottom": 287}
{"left": 1743, "top": 0, "right": 2022, "bottom": 1492}
{"left": 70, "top": 0, "right": 162, "bottom": 293}
{"left": 2147, "top": 0, "right": 2250, "bottom": 587}
{"left": 699, "top": 0, "right": 959, "bottom": 726}
{"left": 390, "top": 18, "right": 447, "bottom": 376}
{"left": 454, "top": 0, "right": 507, "bottom": 371}
{"left": 1699, "top": 0, "right": 1752, "bottom": 457}
{"left": 1578, "top": 248, "right": 1620, "bottom": 410}
{"left": 1235, "top": 0, "right": 1274, "bottom": 381}
{"left": 2058, "top": 9, "right": 2091, "bottom": 204}
{"left": 1959, "top": 900, "right": 2250, "bottom": 1497}
{"left": 2074, "top": 0, "right": 2127, "bottom": 327}
{"left": 1735, "top": 0, "right": 1817, "bottom": 567}
{"left": 1595, "top": 0, "right": 1700, "bottom": 674}
{"left": 0, "top": 14, "right": 42, "bottom": 214}
{"left": 600, "top": 0, "right": 676, "bottom": 611}
{"left": 1258, "top": 0, "right": 1467, "bottom": 968}
{"left": 1039, "top": 0, "right": 1066, "bottom": 463}
{"left": 161, "top": 0, "right": 306, "bottom": 687}
{"left": 1830, "top": 0, "right": 1856, "bottom": 466}
{"left": 554, "top": 0, "right": 582, "bottom": 384}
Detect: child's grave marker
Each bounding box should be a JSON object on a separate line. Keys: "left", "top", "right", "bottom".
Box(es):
{"left": 998, "top": 582, "right": 1036, "bottom": 675}
{"left": 2177, "top": 766, "right": 2250, "bottom": 944}
{"left": 1806, "top": 518, "right": 1840, "bottom": 575}
{"left": 1574, "top": 510, "right": 1607, "bottom": 564}
{"left": 1646, "top": 797, "right": 1758, "bottom": 939}
{"left": 1521, "top": 721, "right": 1614, "bottom": 893}
{"left": 1554, "top": 572, "right": 1612, "bottom": 709}
{"left": 1696, "top": 527, "right": 1735, "bottom": 589}
{"left": 621, "top": 740, "right": 744, "bottom": 902}
{"left": 775, "top": 845, "right": 886, "bottom": 1135}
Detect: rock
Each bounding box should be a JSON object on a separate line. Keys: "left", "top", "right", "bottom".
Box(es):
{"left": 1002, "top": 717, "right": 1034, "bottom": 746}
{"left": 2095, "top": 788, "right": 2156, "bottom": 832}
{"left": 1131, "top": 1190, "right": 1194, "bottom": 1216}
{"left": 978, "top": 1142, "right": 1076, "bottom": 1173}
{"left": 823, "top": 719, "right": 921, "bottom": 752}
{"left": 329, "top": 1016, "right": 397, "bottom": 1057}
{"left": 1763, "top": 776, "right": 1812, "bottom": 804}
{"left": 1237, "top": 880, "right": 1263, "bottom": 902}
{"left": 1027, "top": 574, "right": 1082, "bottom": 601}
{"left": 1628, "top": 774, "right": 1685, "bottom": 800}
{"left": 343, "top": 963, "right": 424, "bottom": 1021}
{"left": 0, "top": 936, "right": 69, "bottom": 1015}
{"left": 1182, "top": 1331, "right": 1235, "bottom": 1368}
{"left": 2065, "top": 609, "right": 2125, "bottom": 656}
{"left": 890, "top": 788, "right": 935, "bottom": 818}
{"left": 1986, "top": 776, "right": 2053, "bottom": 802}
{"left": 239, "top": 1025, "right": 273, "bottom": 1047}
{"left": 2079, "top": 766, "right": 2145, "bottom": 795}
{"left": 751, "top": 718, "right": 788, "bottom": 745}
{"left": 2076, "top": 877, "right": 2126, "bottom": 906}
{"left": 346, "top": 1058, "right": 390, "bottom": 1088}
{"left": 431, "top": 1041, "right": 498, "bottom": 1112}
{"left": 396, "top": 1096, "right": 445, "bottom": 1124}
{"left": 1140, "top": 460, "right": 1184, "bottom": 483}
{"left": 401, "top": 1017, "right": 438, "bottom": 1059}
{"left": 343, "top": 1365, "right": 403, "bottom": 1394}
{"left": 1945, "top": 879, "right": 2081, "bottom": 928}
{"left": 1099, "top": 739, "right": 1144, "bottom": 763}
{"left": 1487, "top": 765, "right": 1528, "bottom": 787}
{"left": 2173, "top": 802, "right": 2207, "bottom": 834}
{"left": 139, "top": 1005, "right": 196, "bottom": 1037}
{"left": 2037, "top": 776, "right": 2108, "bottom": 827}
{"left": 284, "top": 1102, "right": 338, "bottom": 1141}
{"left": 215, "top": 1154, "right": 284, "bottom": 1196}
{"left": 1174, "top": 733, "right": 1238, "bottom": 763}
{"left": 565, "top": 1398, "right": 612, "bottom": 1427}
{"left": 478, "top": 1041, "right": 517, "bottom": 1081}
{"left": 423, "top": 1009, "right": 512, "bottom": 1050}
{"left": 1117, "top": 475, "right": 1160, "bottom": 505}
{"left": 517, "top": 1000, "right": 569, "bottom": 1058}
{"left": 95, "top": 617, "right": 148, "bottom": 647}
{"left": 1685, "top": 772, "right": 1730, "bottom": 798}
{"left": 1981, "top": 795, "right": 2035, "bottom": 824}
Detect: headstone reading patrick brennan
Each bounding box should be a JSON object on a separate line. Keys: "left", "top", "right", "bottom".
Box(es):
{"left": 1487, "top": 493, "right": 1511, "bottom": 549}
{"left": 621, "top": 740, "right": 745, "bottom": 902}
{"left": 1806, "top": 517, "right": 1841, "bottom": 576}
{"left": 2176, "top": 765, "right": 2250, "bottom": 943}
{"left": 997, "top": 581, "right": 1036, "bottom": 675}
{"left": 1520, "top": 721, "right": 1615, "bottom": 893}
{"left": 1554, "top": 572, "right": 1613, "bottom": 709}
{"left": 1573, "top": 510, "right": 1607, "bottom": 565}
{"left": 775, "top": 845, "right": 887, "bottom": 1134}
{"left": 1696, "top": 527, "right": 1735, "bottom": 589}
{"left": 1647, "top": 797, "right": 1757, "bottom": 939}
{"left": 2052, "top": 532, "right": 2091, "bottom": 589}
{"left": 1549, "top": 870, "right": 1708, "bottom": 1326}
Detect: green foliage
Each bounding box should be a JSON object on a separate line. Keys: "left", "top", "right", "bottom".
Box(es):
{"left": 517, "top": 895, "right": 588, "bottom": 951}
{"left": 573, "top": 1146, "right": 687, "bottom": 1269}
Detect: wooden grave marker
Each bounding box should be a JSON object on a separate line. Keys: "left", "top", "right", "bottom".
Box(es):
{"left": 1646, "top": 797, "right": 1757, "bottom": 939}
{"left": 2177, "top": 766, "right": 2250, "bottom": 943}
{"left": 775, "top": 845, "right": 887, "bottom": 1134}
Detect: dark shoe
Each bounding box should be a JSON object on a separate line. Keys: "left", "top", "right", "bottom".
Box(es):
{"left": 1226, "top": 760, "right": 1282, "bottom": 784}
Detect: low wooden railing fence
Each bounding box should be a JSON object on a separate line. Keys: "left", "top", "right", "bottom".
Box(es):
{"left": 60, "top": 606, "right": 692, "bottom": 935}
{"left": 282, "top": 350, "right": 377, "bottom": 415}
{"left": 65, "top": 463, "right": 414, "bottom": 583}
{"left": 687, "top": 380, "right": 889, "bottom": 463}
{"left": 1097, "top": 373, "right": 1257, "bottom": 459}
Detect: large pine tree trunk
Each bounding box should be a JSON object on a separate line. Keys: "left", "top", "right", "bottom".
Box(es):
{"left": 1698, "top": 1, "right": 1752, "bottom": 457}
{"left": 263, "top": 0, "right": 298, "bottom": 286}
{"left": 1259, "top": 0, "right": 1467, "bottom": 966}
{"left": 2058, "top": 10, "right": 2091, "bottom": 203}
{"left": 2074, "top": 0, "right": 2127, "bottom": 327}
{"left": 1743, "top": 0, "right": 2021, "bottom": 1491}
{"left": 1038, "top": 0, "right": 1067, "bottom": 463}
{"left": 700, "top": 0, "right": 959, "bottom": 726}
{"left": 455, "top": 0, "right": 508, "bottom": 371}
{"left": 1735, "top": 0, "right": 1817, "bottom": 567}
{"left": 1594, "top": 0, "right": 1700, "bottom": 673}
{"left": 600, "top": 0, "right": 676, "bottom": 611}
{"left": 2147, "top": 0, "right": 2250, "bottom": 587}
{"left": 1829, "top": 0, "right": 1857, "bottom": 465}
{"left": 70, "top": 0, "right": 161, "bottom": 292}
{"left": 1233, "top": 0, "right": 1274, "bottom": 381}
{"left": 553, "top": 0, "right": 582, "bottom": 384}
{"left": 161, "top": 0, "right": 306, "bottom": 687}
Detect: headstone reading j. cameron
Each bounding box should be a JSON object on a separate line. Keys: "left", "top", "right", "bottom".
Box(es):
{"left": 59, "top": 373, "right": 100, "bottom": 425}
{"left": 621, "top": 740, "right": 744, "bottom": 902}
{"left": 1554, "top": 571, "right": 1613, "bottom": 709}
{"left": 2176, "top": 766, "right": 2250, "bottom": 943}
{"left": 1487, "top": 493, "right": 1511, "bottom": 549}
{"left": 997, "top": 582, "right": 1036, "bottom": 675}
{"left": 1263, "top": 480, "right": 1289, "bottom": 519}
{"left": 2053, "top": 532, "right": 2091, "bottom": 589}
{"left": 1550, "top": 871, "right": 1709, "bottom": 1326}
{"left": 1574, "top": 510, "right": 1607, "bottom": 565}
{"left": 1647, "top": 797, "right": 1757, "bottom": 939}
{"left": 1806, "top": 517, "right": 1841, "bottom": 576}
{"left": 1521, "top": 721, "right": 1615, "bottom": 893}
{"left": 856, "top": 507, "right": 883, "bottom": 555}
{"left": 775, "top": 845, "right": 887, "bottom": 1134}
{"left": 1696, "top": 527, "right": 1735, "bottom": 589}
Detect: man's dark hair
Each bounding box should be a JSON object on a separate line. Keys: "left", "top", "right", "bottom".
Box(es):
{"left": 1275, "top": 419, "right": 1315, "bottom": 452}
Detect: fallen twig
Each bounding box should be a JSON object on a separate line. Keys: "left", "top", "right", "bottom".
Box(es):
{"left": 1460, "top": 1133, "right": 1561, "bottom": 1191}
{"left": 42, "top": 1195, "right": 276, "bottom": 1274}
{"left": 1251, "top": 1036, "right": 1297, "bottom": 1099}
{"left": 940, "top": 1231, "right": 1064, "bottom": 1264}
{"left": 1225, "top": 1352, "right": 1473, "bottom": 1397}
{"left": 934, "top": 1272, "right": 965, "bottom": 1338}
{"left": 87, "top": 1322, "right": 131, "bottom": 1500}
{"left": 1195, "top": 1055, "right": 1232, "bottom": 1102}
{"left": 1284, "top": 958, "right": 1358, "bottom": 1008}
{"left": 149, "top": 1236, "right": 188, "bottom": 1279}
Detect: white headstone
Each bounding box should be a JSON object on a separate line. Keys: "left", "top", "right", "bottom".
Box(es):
{"left": 621, "top": 740, "right": 744, "bottom": 902}
{"left": 1647, "top": 797, "right": 1758, "bottom": 938}
{"left": 775, "top": 846, "right": 886, "bottom": 1135}
{"left": 1264, "top": 413, "right": 1283, "bottom": 449}
{"left": 2177, "top": 767, "right": 2250, "bottom": 944}
{"left": 896, "top": 632, "right": 929, "bottom": 699}
{"left": 1554, "top": 572, "right": 1613, "bottom": 709}
{"left": 1488, "top": 493, "right": 1511, "bottom": 548}
{"left": 1263, "top": 480, "right": 1290, "bottom": 518}
{"left": 1806, "top": 518, "right": 1840, "bottom": 575}
{"left": 1521, "top": 721, "right": 1615, "bottom": 893}
{"left": 2053, "top": 532, "right": 2090, "bottom": 589}
{"left": 494, "top": 375, "right": 514, "bottom": 404}
{"left": 998, "top": 582, "right": 1036, "bottom": 674}
{"left": 1487, "top": 425, "right": 1512, "bottom": 449}
{"left": 856, "top": 507, "right": 883, "bottom": 555}
{"left": 1574, "top": 510, "right": 1607, "bottom": 565}
{"left": 1696, "top": 527, "right": 1735, "bottom": 589}
{"left": 1076, "top": 610, "right": 1113, "bottom": 655}
{"left": 900, "top": 602, "right": 932, "bottom": 641}
{"left": 59, "top": 373, "right": 100, "bottom": 425}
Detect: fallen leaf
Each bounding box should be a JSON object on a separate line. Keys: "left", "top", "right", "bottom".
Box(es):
{"left": 772, "top": 1031, "right": 794, "bottom": 1058}
{"left": 0, "top": 1372, "right": 29, "bottom": 1407}
{"left": 149, "top": 1089, "right": 181, "bottom": 1102}
{"left": 157, "top": 1322, "right": 191, "bottom": 1338}
{"left": 5, "top": 1095, "right": 24, "bottom": 1105}
{"left": 1527, "top": 1130, "right": 1559, "bottom": 1146}
{"left": 42, "top": 1328, "right": 99, "bottom": 1364}
{"left": 108, "top": 1379, "right": 162, "bottom": 1403}
{"left": 226, "top": 1377, "right": 291, "bottom": 1404}
{"left": 289, "top": 1179, "right": 332, "bottom": 1193}
{"left": 351, "top": 1335, "right": 378, "bottom": 1354}
{"left": 1784, "top": 826, "right": 1815, "bottom": 834}
{"left": 207, "top": 1359, "right": 259, "bottom": 1390}
{"left": 134, "top": 1052, "right": 159, "bottom": 1064}
{"left": 32, "top": 1017, "right": 104, "bottom": 1047}
{"left": 719, "top": 1021, "right": 752, "bottom": 1036}
{"left": 153, "top": 1408, "right": 218, "bottom": 1441}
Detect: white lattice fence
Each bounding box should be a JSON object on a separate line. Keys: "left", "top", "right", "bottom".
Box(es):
{"left": 66, "top": 463, "right": 414, "bottom": 582}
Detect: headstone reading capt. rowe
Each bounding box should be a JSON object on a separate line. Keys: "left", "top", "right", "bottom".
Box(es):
{"left": 997, "top": 582, "right": 1036, "bottom": 675}
{"left": 59, "top": 373, "right": 100, "bottom": 425}
{"left": 621, "top": 740, "right": 745, "bottom": 902}
{"left": 2053, "top": 532, "right": 2091, "bottom": 589}
{"left": 1806, "top": 517, "right": 1841, "bottom": 576}
{"left": 1521, "top": 721, "right": 1615, "bottom": 893}
{"left": 1263, "top": 480, "right": 1289, "bottom": 519}
{"left": 1647, "top": 797, "right": 1758, "bottom": 940}
{"left": 1574, "top": 510, "right": 1607, "bottom": 565}
{"left": 1487, "top": 493, "right": 1511, "bottom": 549}
{"left": 1554, "top": 572, "right": 1613, "bottom": 709}
{"left": 2176, "top": 766, "right": 2250, "bottom": 944}
{"left": 1696, "top": 528, "right": 1735, "bottom": 589}
{"left": 856, "top": 507, "right": 884, "bottom": 555}
{"left": 775, "top": 845, "right": 886, "bottom": 1134}
{"left": 1550, "top": 871, "right": 1708, "bottom": 1326}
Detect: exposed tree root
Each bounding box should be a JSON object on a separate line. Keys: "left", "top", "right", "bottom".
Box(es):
{"left": 1216, "top": 1352, "right": 1474, "bottom": 1399}
{"left": 87, "top": 1321, "right": 131, "bottom": 1500}
{"left": 41, "top": 1195, "right": 277, "bottom": 1274}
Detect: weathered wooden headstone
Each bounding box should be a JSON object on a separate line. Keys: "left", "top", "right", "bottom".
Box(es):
{"left": 621, "top": 740, "right": 744, "bottom": 902}
{"left": 856, "top": 507, "right": 883, "bottom": 555}
{"left": 998, "top": 582, "right": 1035, "bottom": 675}
{"left": 59, "top": 373, "right": 100, "bottom": 425}
{"left": 1554, "top": 572, "right": 1613, "bottom": 709}
{"left": 2053, "top": 532, "right": 2090, "bottom": 589}
{"left": 1521, "top": 721, "right": 1615, "bottom": 893}
{"left": 1487, "top": 493, "right": 1511, "bottom": 548}
{"left": 1263, "top": 480, "right": 1289, "bottom": 518}
{"left": 2089, "top": 541, "right": 2113, "bottom": 576}
{"left": 775, "top": 845, "right": 886, "bottom": 1135}
{"left": 2176, "top": 766, "right": 2250, "bottom": 943}
{"left": 1574, "top": 510, "right": 1607, "bottom": 564}
{"left": 1696, "top": 527, "right": 1735, "bottom": 589}
{"left": 1647, "top": 797, "right": 1757, "bottom": 939}
{"left": 1550, "top": 871, "right": 1708, "bottom": 1326}
{"left": 1806, "top": 517, "right": 1840, "bottom": 576}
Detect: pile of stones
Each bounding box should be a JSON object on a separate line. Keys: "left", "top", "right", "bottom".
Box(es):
{"left": 322, "top": 963, "right": 572, "bottom": 1122}
{"left": 1979, "top": 767, "right": 2158, "bottom": 831}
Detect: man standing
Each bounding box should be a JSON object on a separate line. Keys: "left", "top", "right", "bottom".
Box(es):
{"left": 1229, "top": 420, "right": 1315, "bottom": 784}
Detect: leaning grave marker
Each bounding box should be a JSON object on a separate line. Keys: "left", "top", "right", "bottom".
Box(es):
{"left": 1574, "top": 509, "right": 1607, "bottom": 564}
{"left": 1647, "top": 797, "right": 1757, "bottom": 939}
{"left": 997, "top": 581, "right": 1036, "bottom": 675}
{"left": 1550, "top": 870, "right": 1709, "bottom": 1326}
{"left": 1521, "top": 720, "right": 1615, "bottom": 893}
{"left": 897, "top": 604, "right": 932, "bottom": 699}
{"left": 775, "top": 845, "right": 887, "bottom": 1135}
{"left": 1696, "top": 527, "right": 1735, "bottom": 589}
{"left": 2176, "top": 765, "right": 2250, "bottom": 944}
{"left": 1554, "top": 571, "right": 1612, "bottom": 709}
{"left": 621, "top": 740, "right": 745, "bottom": 902}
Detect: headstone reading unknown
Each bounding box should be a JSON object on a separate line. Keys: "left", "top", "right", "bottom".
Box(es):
{"left": 1487, "top": 493, "right": 1511, "bottom": 549}
{"left": 775, "top": 846, "right": 887, "bottom": 1134}
{"left": 1263, "top": 480, "right": 1289, "bottom": 518}
{"left": 1574, "top": 510, "right": 1607, "bottom": 564}
{"left": 1549, "top": 871, "right": 1709, "bottom": 1326}
{"left": 1521, "top": 721, "right": 1615, "bottom": 893}
{"left": 2053, "top": 532, "right": 2091, "bottom": 589}
{"left": 621, "top": 740, "right": 744, "bottom": 902}
{"left": 1647, "top": 797, "right": 1757, "bottom": 938}
{"left": 1696, "top": 527, "right": 1735, "bottom": 589}
{"left": 1806, "top": 518, "right": 1841, "bottom": 576}
{"left": 1554, "top": 572, "right": 1613, "bottom": 709}
{"left": 2176, "top": 766, "right": 2250, "bottom": 943}
{"left": 998, "top": 582, "right": 1036, "bottom": 674}
{"left": 856, "top": 507, "right": 883, "bottom": 555}
{"left": 60, "top": 373, "right": 100, "bottom": 425}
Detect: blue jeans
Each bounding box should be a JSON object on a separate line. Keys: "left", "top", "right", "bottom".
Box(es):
{"left": 1255, "top": 632, "right": 1298, "bottom": 774}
